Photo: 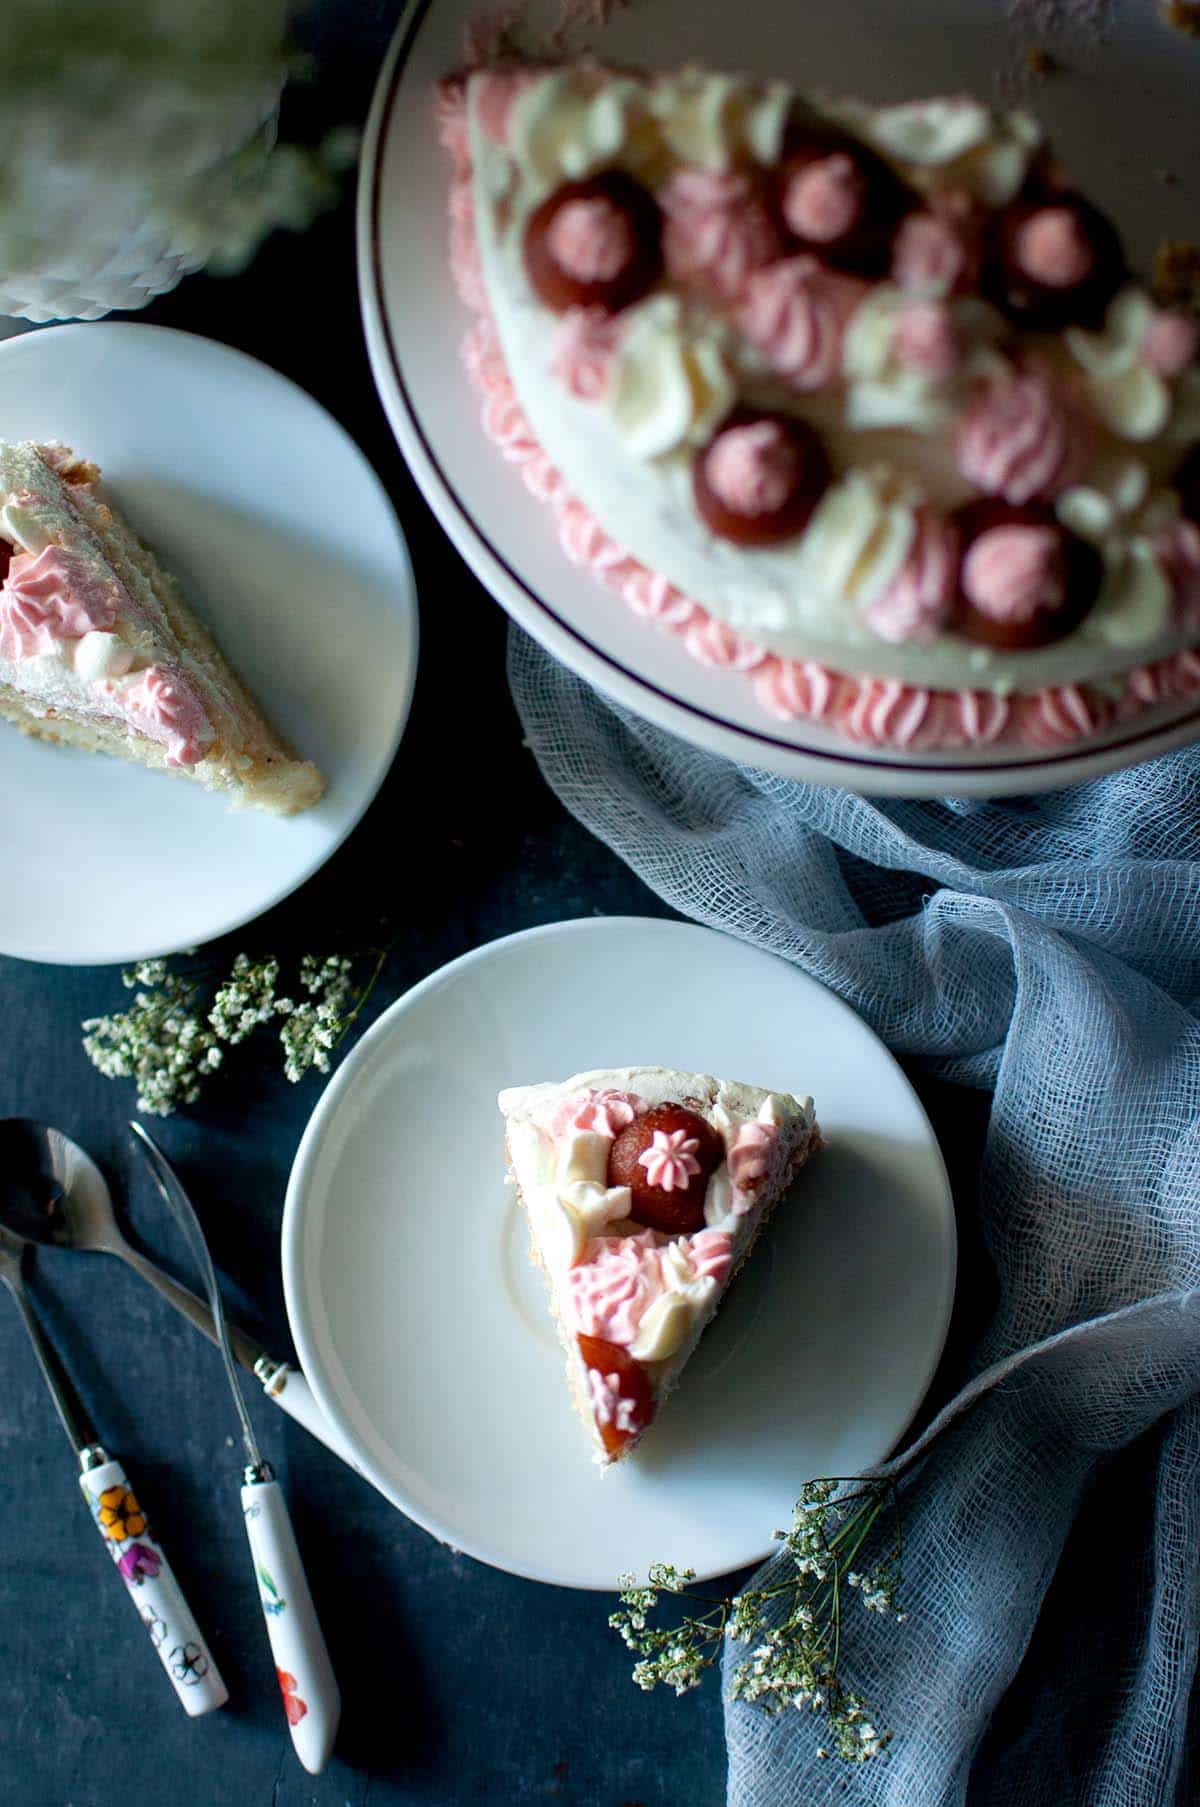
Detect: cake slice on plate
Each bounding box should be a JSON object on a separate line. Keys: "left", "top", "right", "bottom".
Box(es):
{"left": 499, "top": 1065, "right": 820, "bottom": 1464}
{"left": 0, "top": 441, "right": 324, "bottom": 814}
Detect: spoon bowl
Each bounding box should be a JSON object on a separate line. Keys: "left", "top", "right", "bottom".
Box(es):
{"left": 0, "top": 1117, "right": 246, "bottom": 1344}
{"left": 0, "top": 1120, "right": 125, "bottom": 1254}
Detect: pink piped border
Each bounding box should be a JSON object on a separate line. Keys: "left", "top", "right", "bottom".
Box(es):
{"left": 439, "top": 81, "right": 1200, "bottom": 754}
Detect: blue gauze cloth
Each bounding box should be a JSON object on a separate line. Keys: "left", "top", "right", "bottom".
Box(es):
{"left": 507, "top": 626, "right": 1200, "bottom": 1807}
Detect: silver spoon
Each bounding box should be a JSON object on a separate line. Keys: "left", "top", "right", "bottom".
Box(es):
{"left": 0, "top": 1120, "right": 362, "bottom": 1474}
{"left": 0, "top": 1221, "right": 226, "bottom": 1716}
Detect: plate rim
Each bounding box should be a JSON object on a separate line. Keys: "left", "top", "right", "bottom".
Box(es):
{"left": 0, "top": 319, "right": 420, "bottom": 966}
{"left": 281, "top": 913, "right": 958, "bottom": 1588}
{"left": 357, "top": 0, "right": 1200, "bottom": 800}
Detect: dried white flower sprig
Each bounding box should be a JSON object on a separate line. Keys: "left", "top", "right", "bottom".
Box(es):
{"left": 82, "top": 948, "right": 388, "bottom": 1115}
{"left": 610, "top": 1479, "right": 902, "bottom": 1764}
{"left": 0, "top": 0, "right": 355, "bottom": 321}
{"left": 275, "top": 955, "right": 360, "bottom": 1085}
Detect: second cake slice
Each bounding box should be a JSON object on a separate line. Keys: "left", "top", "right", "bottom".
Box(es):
{"left": 0, "top": 440, "right": 324, "bottom": 815}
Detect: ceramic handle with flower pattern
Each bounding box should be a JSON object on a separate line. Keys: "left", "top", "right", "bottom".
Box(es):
{"left": 80, "top": 1456, "right": 228, "bottom": 1718}
{"left": 242, "top": 1476, "right": 340, "bottom": 1773}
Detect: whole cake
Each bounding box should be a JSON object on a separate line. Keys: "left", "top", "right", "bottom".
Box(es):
{"left": 499, "top": 1065, "right": 820, "bottom": 1464}
{"left": 438, "top": 60, "right": 1200, "bottom": 751}
{"left": 0, "top": 441, "right": 324, "bottom": 813}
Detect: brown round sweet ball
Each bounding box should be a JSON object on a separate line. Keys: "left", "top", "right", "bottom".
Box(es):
{"left": 953, "top": 499, "right": 1103, "bottom": 648}
{"left": 693, "top": 410, "right": 831, "bottom": 547}
{"left": 608, "top": 1103, "right": 723, "bottom": 1236}
{"left": 986, "top": 191, "right": 1125, "bottom": 330}
{"left": 522, "top": 171, "right": 663, "bottom": 314}
{"left": 576, "top": 1334, "right": 656, "bottom": 1458}
{"left": 775, "top": 130, "right": 912, "bottom": 277}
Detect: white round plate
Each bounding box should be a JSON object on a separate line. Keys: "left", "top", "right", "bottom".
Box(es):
{"left": 0, "top": 323, "right": 417, "bottom": 964}
{"left": 360, "top": 0, "right": 1200, "bottom": 798}
{"left": 283, "top": 917, "right": 955, "bottom": 1589}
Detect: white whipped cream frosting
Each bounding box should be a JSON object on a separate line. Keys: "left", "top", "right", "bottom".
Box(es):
{"left": 508, "top": 70, "right": 655, "bottom": 196}
{"left": 821, "top": 92, "right": 1042, "bottom": 204}
{"left": 841, "top": 288, "right": 1008, "bottom": 432}
{"left": 1, "top": 500, "right": 53, "bottom": 555}
{"left": 1056, "top": 459, "right": 1175, "bottom": 647}
{"left": 649, "top": 67, "right": 791, "bottom": 170}
{"left": 607, "top": 295, "right": 735, "bottom": 458}
{"left": 501, "top": 1066, "right": 816, "bottom": 1455}
{"left": 793, "top": 467, "right": 918, "bottom": 613}
{"left": 505, "top": 1117, "right": 633, "bottom": 1271}
{"left": 73, "top": 629, "right": 135, "bottom": 682}
{"left": 1067, "top": 288, "right": 1200, "bottom": 444}
{"left": 628, "top": 1240, "right": 721, "bottom": 1362}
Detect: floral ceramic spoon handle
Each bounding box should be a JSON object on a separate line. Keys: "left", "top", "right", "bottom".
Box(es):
{"left": 0, "top": 1226, "right": 225, "bottom": 1720}
{"left": 242, "top": 1474, "right": 339, "bottom": 1773}
{"left": 80, "top": 1452, "right": 228, "bottom": 1717}
{"left": 129, "top": 1124, "right": 340, "bottom": 1774}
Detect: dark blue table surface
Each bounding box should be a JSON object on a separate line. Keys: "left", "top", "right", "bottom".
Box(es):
{"left": 0, "top": 10, "right": 991, "bottom": 1803}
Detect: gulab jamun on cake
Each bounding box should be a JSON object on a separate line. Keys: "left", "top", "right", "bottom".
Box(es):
{"left": 438, "top": 61, "right": 1200, "bottom": 753}
{"left": 499, "top": 1065, "right": 820, "bottom": 1465}
{"left": 0, "top": 441, "right": 324, "bottom": 813}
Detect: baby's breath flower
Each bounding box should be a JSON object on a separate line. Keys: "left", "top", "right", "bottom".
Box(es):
{"left": 82, "top": 945, "right": 390, "bottom": 1112}
{"left": 648, "top": 1563, "right": 694, "bottom": 1593}
{"left": 83, "top": 962, "right": 216, "bottom": 1116}
{"left": 209, "top": 954, "right": 279, "bottom": 1044}
{"left": 610, "top": 1478, "right": 902, "bottom": 1767}
{"left": 277, "top": 952, "right": 376, "bottom": 1084}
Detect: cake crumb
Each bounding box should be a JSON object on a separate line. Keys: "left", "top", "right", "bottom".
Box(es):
{"left": 1153, "top": 240, "right": 1200, "bottom": 313}
{"left": 1023, "top": 43, "right": 1062, "bottom": 75}
{"left": 1160, "top": 0, "right": 1200, "bottom": 36}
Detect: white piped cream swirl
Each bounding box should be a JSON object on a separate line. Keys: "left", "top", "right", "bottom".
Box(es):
{"left": 73, "top": 630, "right": 134, "bottom": 682}
{"left": 607, "top": 296, "right": 734, "bottom": 460}
{"left": 828, "top": 94, "right": 1041, "bottom": 204}
{"left": 1067, "top": 288, "right": 1200, "bottom": 444}
{"left": 650, "top": 67, "right": 790, "bottom": 170}
{"left": 793, "top": 468, "right": 920, "bottom": 612}
{"left": 1056, "top": 460, "right": 1175, "bottom": 648}
{"left": 0, "top": 500, "right": 53, "bottom": 555}
{"left": 508, "top": 70, "right": 652, "bottom": 194}
{"left": 842, "top": 286, "right": 1006, "bottom": 431}
{"left": 628, "top": 1240, "right": 720, "bottom": 1361}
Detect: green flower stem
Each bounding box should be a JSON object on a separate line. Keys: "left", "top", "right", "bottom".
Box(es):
{"left": 328, "top": 943, "right": 390, "bottom": 1051}
{"left": 614, "top": 1480, "right": 901, "bottom": 1762}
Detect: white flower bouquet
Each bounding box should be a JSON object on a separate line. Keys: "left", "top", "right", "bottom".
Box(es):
{"left": 0, "top": 0, "right": 346, "bottom": 321}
